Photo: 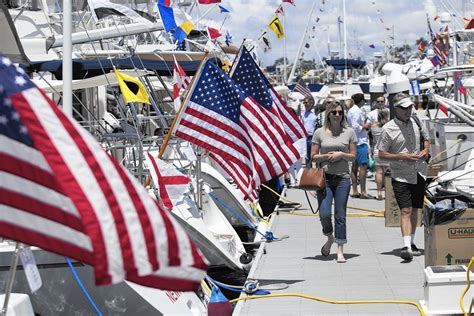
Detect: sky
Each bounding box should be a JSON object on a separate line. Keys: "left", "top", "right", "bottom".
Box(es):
{"left": 198, "top": 0, "right": 472, "bottom": 66}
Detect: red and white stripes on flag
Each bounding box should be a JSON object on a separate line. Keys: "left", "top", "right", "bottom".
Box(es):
{"left": 230, "top": 46, "right": 306, "bottom": 144}
{"left": 433, "top": 44, "right": 447, "bottom": 66}
{"left": 173, "top": 58, "right": 191, "bottom": 111}
{"left": 174, "top": 61, "right": 299, "bottom": 200}
{"left": 145, "top": 153, "right": 191, "bottom": 210}
{"left": 294, "top": 81, "right": 312, "bottom": 98}
{"left": 0, "top": 57, "right": 207, "bottom": 291}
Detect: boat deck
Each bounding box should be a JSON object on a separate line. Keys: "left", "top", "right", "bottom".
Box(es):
{"left": 234, "top": 180, "right": 426, "bottom": 315}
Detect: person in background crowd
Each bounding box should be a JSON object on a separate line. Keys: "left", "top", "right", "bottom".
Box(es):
{"left": 316, "top": 96, "right": 335, "bottom": 129}
{"left": 378, "top": 93, "right": 430, "bottom": 261}
{"left": 347, "top": 93, "right": 373, "bottom": 199}
{"left": 311, "top": 101, "right": 357, "bottom": 263}
{"left": 371, "top": 108, "right": 390, "bottom": 200}
{"left": 300, "top": 95, "right": 317, "bottom": 167}
{"left": 288, "top": 108, "right": 306, "bottom": 187}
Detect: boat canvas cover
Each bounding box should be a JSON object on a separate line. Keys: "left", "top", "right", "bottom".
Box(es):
{"left": 0, "top": 4, "right": 30, "bottom": 65}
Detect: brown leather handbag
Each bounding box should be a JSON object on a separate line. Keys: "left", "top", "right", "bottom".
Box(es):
{"left": 298, "top": 165, "right": 326, "bottom": 191}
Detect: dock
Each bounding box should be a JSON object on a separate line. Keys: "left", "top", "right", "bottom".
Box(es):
{"left": 234, "top": 180, "right": 426, "bottom": 315}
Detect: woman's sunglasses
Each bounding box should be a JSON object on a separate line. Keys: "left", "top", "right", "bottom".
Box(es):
{"left": 330, "top": 110, "right": 344, "bottom": 116}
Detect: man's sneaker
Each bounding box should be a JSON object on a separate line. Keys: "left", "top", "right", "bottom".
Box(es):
{"left": 411, "top": 244, "right": 421, "bottom": 256}
{"left": 400, "top": 247, "right": 413, "bottom": 261}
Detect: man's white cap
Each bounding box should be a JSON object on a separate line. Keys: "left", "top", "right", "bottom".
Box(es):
{"left": 394, "top": 97, "right": 414, "bottom": 108}
{"left": 386, "top": 70, "right": 410, "bottom": 94}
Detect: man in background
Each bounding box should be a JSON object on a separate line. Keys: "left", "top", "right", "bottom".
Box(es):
{"left": 347, "top": 93, "right": 372, "bottom": 199}
{"left": 300, "top": 95, "right": 317, "bottom": 167}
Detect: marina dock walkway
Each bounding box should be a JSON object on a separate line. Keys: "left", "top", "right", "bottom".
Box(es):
{"left": 234, "top": 180, "right": 426, "bottom": 315}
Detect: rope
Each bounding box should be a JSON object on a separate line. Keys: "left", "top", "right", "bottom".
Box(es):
{"left": 206, "top": 276, "right": 270, "bottom": 296}
{"left": 230, "top": 293, "right": 426, "bottom": 315}
{"left": 261, "top": 184, "right": 302, "bottom": 208}
{"left": 65, "top": 257, "right": 102, "bottom": 316}
{"left": 208, "top": 193, "right": 278, "bottom": 241}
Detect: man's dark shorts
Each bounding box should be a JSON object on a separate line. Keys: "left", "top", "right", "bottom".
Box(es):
{"left": 392, "top": 173, "right": 426, "bottom": 209}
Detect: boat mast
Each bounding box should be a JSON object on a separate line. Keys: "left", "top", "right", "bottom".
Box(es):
{"left": 342, "top": 0, "right": 347, "bottom": 80}
{"left": 287, "top": 1, "right": 317, "bottom": 85}
{"left": 62, "top": 0, "right": 72, "bottom": 116}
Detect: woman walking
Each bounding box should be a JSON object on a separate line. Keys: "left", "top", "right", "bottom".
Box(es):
{"left": 311, "top": 101, "right": 357, "bottom": 263}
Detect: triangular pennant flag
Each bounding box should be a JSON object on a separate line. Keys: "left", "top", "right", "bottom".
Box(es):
{"left": 207, "top": 26, "right": 222, "bottom": 39}
{"left": 114, "top": 69, "right": 150, "bottom": 104}
{"left": 198, "top": 0, "right": 221, "bottom": 3}
{"left": 146, "top": 153, "right": 191, "bottom": 210}
{"left": 218, "top": 4, "right": 229, "bottom": 13}
{"left": 282, "top": 0, "right": 295, "bottom": 5}
{"left": 225, "top": 31, "right": 232, "bottom": 46}
{"left": 173, "top": 57, "right": 190, "bottom": 111}
{"left": 275, "top": 5, "right": 284, "bottom": 15}
{"left": 465, "top": 19, "right": 474, "bottom": 29}
{"left": 267, "top": 16, "right": 284, "bottom": 40}
{"left": 260, "top": 32, "right": 272, "bottom": 52}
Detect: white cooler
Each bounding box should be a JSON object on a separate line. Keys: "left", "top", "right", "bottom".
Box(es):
{"left": 420, "top": 265, "right": 474, "bottom": 315}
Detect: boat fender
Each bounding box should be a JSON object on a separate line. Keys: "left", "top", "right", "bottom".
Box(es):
{"left": 243, "top": 280, "right": 259, "bottom": 294}
{"left": 239, "top": 253, "right": 253, "bottom": 265}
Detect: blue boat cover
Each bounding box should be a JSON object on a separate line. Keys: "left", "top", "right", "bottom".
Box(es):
{"left": 29, "top": 57, "right": 217, "bottom": 79}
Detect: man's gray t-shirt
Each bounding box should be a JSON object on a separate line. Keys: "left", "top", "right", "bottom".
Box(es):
{"left": 312, "top": 127, "right": 357, "bottom": 176}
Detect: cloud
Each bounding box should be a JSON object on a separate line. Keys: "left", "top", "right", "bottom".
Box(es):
{"left": 198, "top": 0, "right": 467, "bottom": 66}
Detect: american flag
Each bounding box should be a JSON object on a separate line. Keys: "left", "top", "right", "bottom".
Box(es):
{"left": 433, "top": 44, "right": 447, "bottom": 65}
{"left": 294, "top": 81, "right": 312, "bottom": 98}
{"left": 0, "top": 55, "right": 207, "bottom": 290}
{"left": 173, "top": 57, "right": 191, "bottom": 111}
{"left": 231, "top": 47, "right": 306, "bottom": 143}
{"left": 174, "top": 60, "right": 299, "bottom": 200}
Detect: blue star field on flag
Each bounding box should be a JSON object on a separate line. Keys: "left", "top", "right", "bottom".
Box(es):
{"left": 230, "top": 48, "right": 273, "bottom": 110}
{"left": 189, "top": 62, "right": 245, "bottom": 123}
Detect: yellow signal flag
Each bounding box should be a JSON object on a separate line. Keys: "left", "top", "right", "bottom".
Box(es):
{"left": 267, "top": 16, "right": 284, "bottom": 40}
{"left": 114, "top": 69, "right": 150, "bottom": 104}
{"left": 220, "top": 59, "right": 231, "bottom": 72}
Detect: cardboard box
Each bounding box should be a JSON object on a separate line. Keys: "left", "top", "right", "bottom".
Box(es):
{"left": 384, "top": 176, "right": 422, "bottom": 227}
{"left": 425, "top": 208, "right": 474, "bottom": 267}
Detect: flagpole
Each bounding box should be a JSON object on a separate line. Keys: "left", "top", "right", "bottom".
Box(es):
{"left": 0, "top": 243, "right": 21, "bottom": 316}
{"left": 62, "top": 0, "right": 72, "bottom": 116}
{"left": 283, "top": 13, "right": 287, "bottom": 85}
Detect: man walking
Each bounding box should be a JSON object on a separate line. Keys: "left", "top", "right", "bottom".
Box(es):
{"left": 347, "top": 93, "right": 372, "bottom": 199}
{"left": 300, "top": 95, "right": 317, "bottom": 167}
{"left": 377, "top": 93, "right": 430, "bottom": 261}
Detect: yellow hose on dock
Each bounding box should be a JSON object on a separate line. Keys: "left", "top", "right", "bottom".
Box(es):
{"left": 230, "top": 293, "right": 426, "bottom": 316}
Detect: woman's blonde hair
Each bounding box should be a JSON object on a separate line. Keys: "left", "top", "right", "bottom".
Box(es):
{"left": 323, "top": 101, "right": 347, "bottom": 130}
{"left": 377, "top": 108, "right": 390, "bottom": 127}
